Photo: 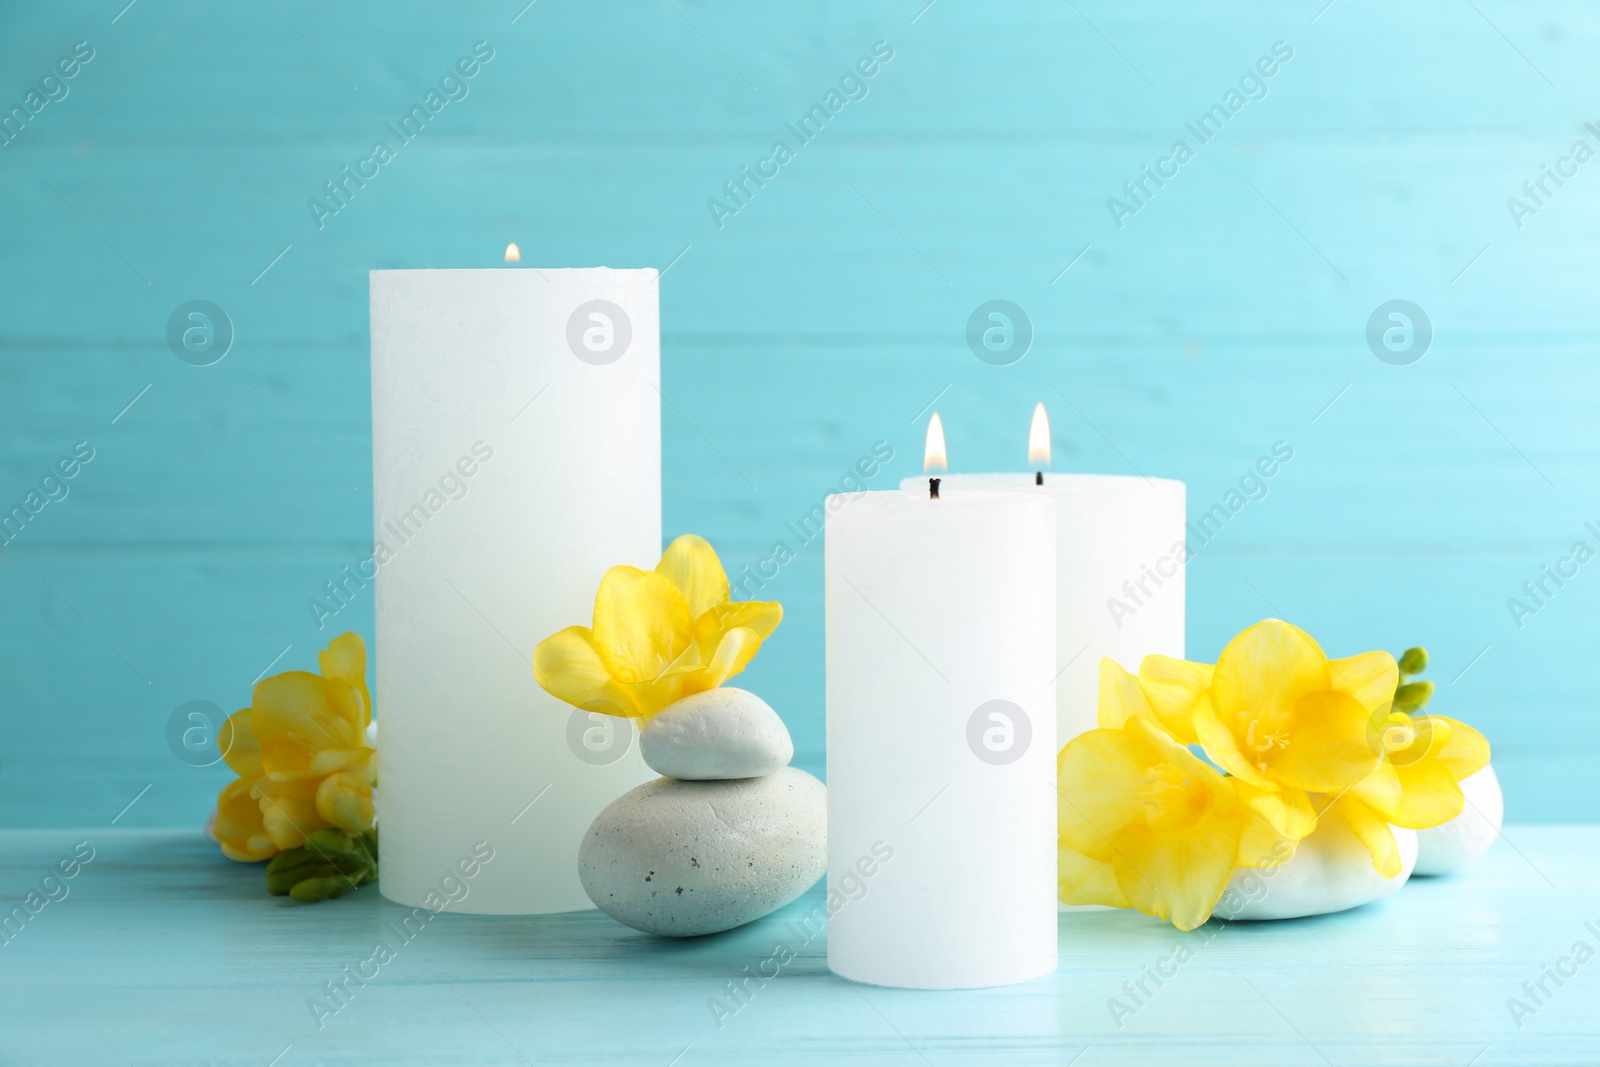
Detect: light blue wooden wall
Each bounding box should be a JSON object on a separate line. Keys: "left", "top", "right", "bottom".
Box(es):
{"left": 2, "top": 1, "right": 1596, "bottom": 828}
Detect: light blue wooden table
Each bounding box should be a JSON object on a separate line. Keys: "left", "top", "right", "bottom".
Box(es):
{"left": 2, "top": 826, "right": 1592, "bottom": 1065}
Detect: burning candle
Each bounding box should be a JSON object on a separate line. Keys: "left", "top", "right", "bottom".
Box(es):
{"left": 370, "top": 265, "right": 660, "bottom": 914}
{"left": 903, "top": 404, "right": 1186, "bottom": 748}
{"left": 826, "top": 433, "right": 1057, "bottom": 989}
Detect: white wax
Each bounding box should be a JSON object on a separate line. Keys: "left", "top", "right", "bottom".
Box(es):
{"left": 903, "top": 474, "right": 1185, "bottom": 746}
{"left": 370, "top": 268, "right": 660, "bottom": 915}
{"left": 826, "top": 488, "right": 1057, "bottom": 989}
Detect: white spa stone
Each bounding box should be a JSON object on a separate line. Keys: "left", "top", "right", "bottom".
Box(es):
{"left": 1214, "top": 818, "right": 1418, "bottom": 921}
{"left": 639, "top": 687, "right": 793, "bottom": 780}
{"left": 578, "top": 766, "right": 826, "bottom": 937}
{"left": 1414, "top": 765, "right": 1503, "bottom": 876}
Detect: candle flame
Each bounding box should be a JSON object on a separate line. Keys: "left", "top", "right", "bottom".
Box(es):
{"left": 504, "top": 242, "right": 521, "bottom": 264}
{"left": 1028, "top": 402, "right": 1051, "bottom": 468}
{"left": 923, "top": 412, "right": 948, "bottom": 473}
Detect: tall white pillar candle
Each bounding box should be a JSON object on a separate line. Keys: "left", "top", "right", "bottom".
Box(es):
{"left": 370, "top": 268, "right": 660, "bottom": 915}
{"left": 902, "top": 474, "right": 1185, "bottom": 747}
{"left": 826, "top": 487, "right": 1057, "bottom": 989}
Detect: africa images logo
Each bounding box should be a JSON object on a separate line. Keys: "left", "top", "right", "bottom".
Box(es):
{"left": 566, "top": 300, "right": 633, "bottom": 366}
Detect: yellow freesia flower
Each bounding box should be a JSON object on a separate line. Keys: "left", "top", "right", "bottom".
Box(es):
{"left": 1057, "top": 717, "right": 1308, "bottom": 931}
{"left": 1191, "top": 619, "right": 1396, "bottom": 794}
{"left": 253, "top": 633, "right": 372, "bottom": 781}
{"left": 534, "top": 534, "right": 782, "bottom": 720}
{"left": 1073, "top": 625, "right": 1496, "bottom": 920}
{"left": 212, "top": 633, "right": 378, "bottom": 863}
{"left": 1337, "top": 712, "right": 1492, "bottom": 875}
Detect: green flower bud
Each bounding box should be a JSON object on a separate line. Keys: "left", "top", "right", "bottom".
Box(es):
{"left": 1398, "top": 647, "right": 1428, "bottom": 677}
{"left": 290, "top": 876, "right": 358, "bottom": 902}
{"left": 267, "top": 859, "right": 340, "bottom": 896}
{"left": 1394, "top": 680, "right": 1434, "bottom": 712}
{"left": 303, "top": 830, "right": 374, "bottom": 869}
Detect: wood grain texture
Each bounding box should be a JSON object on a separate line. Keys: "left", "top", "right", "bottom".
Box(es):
{"left": 1, "top": 828, "right": 1595, "bottom": 1065}
{"left": 2, "top": 0, "right": 1599, "bottom": 829}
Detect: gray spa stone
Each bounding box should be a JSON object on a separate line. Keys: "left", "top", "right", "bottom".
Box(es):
{"left": 639, "top": 687, "right": 794, "bottom": 780}
{"left": 578, "top": 766, "right": 826, "bottom": 937}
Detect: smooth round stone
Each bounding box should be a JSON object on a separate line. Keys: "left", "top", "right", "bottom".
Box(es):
{"left": 640, "top": 687, "right": 793, "bottom": 780}
{"left": 1214, "top": 819, "right": 1418, "bottom": 921}
{"left": 579, "top": 767, "right": 825, "bottom": 937}
{"left": 1415, "top": 765, "right": 1503, "bottom": 876}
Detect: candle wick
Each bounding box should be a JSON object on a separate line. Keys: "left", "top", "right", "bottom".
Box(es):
{"left": 1035, "top": 471, "right": 1043, "bottom": 486}
{"left": 928, "top": 477, "right": 941, "bottom": 500}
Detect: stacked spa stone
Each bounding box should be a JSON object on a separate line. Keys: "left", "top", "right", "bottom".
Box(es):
{"left": 578, "top": 688, "right": 826, "bottom": 937}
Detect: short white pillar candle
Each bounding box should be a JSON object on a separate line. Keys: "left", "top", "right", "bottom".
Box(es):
{"left": 826, "top": 485, "right": 1057, "bottom": 989}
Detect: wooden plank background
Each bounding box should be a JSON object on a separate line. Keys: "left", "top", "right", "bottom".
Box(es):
{"left": 1, "top": 0, "right": 1596, "bottom": 829}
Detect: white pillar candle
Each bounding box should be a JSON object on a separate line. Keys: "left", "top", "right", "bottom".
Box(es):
{"left": 902, "top": 473, "right": 1185, "bottom": 746}
{"left": 826, "top": 486, "right": 1057, "bottom": 989}
{"left": 370, "top": 268, "right": 660, "bottom": 915}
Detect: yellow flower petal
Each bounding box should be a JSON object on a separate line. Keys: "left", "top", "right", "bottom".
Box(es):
{"left": 700, "top": 626, "right": 764, "bottom": 689}
{"left": 1429, "top": 716, "right": 1491, "bottom": 782}
{"left": 1390, "top": 756, "right": 1465, "bottom": 829}
{"left": 316, "top": 771, "right": 375, "bottom": 833}
{"left": 1096, "top": 658, "right": 1150, "bottom": 730}
{"left": 252, "top": 671, "right": 365, "bottom": 780}
{"left": 1126, "top": 713, "right": 1213, "bottom": 779}
{"left": 1269, "top": 689, "right": 1381, "bottom": 792}
{"left": 255, "top": 777, "right": 329, "bottom": 850}
{"left": 655, "top": 534, "right": 731, "bottom": 618}
{"left": 214, "top": 777, "right": 276, "bottom": 862}
{"left": 1328, "top": 649, "right": 1398, "bottom": 714}
{"left": 1235, "top": 811, "right": 1300, "bottom": 870}
{"left": 1056, "top": 727, "right": 1150, "bottom": 860}
{"left": 1058, "top": 843, "right": 1131, "bottom": 909}
{"left": 336, "top": 748, "right": 377, "bottom": 788}
{"left": 1383, "top": 714, "right": 1463, "bottom": 828}
{"left": 1210, "top": 619, "right": 1332, "bottom": 728}
{"left": 1331, "top": 794, "right": 1403, "bottom": 878}
{"left": 1233, "top": 779, "right": 1317, "bottom": 844}
{"left": 1112, "top": 813, "right": 1241, "bottom": 932}
{"left": 534, "top": 626, "right": 642, "bottom": 719}
{"left": 1096, "top": 657, "right": 1202, "bottom": 744}
{"left": 1349, "top": 760, "right": 1404, "bottom": 820}
{"left": 693, "top": 599, "right": 783, "bottom": 653}
{"left": 319, "top": 632, "right": 371, "bottom": 726}
{"left": 219, "top": 708, "right": 262, "bottom": 779}
{"left": 1138, "top": 655, "right": 1210, "bottom": 745}
{"left": 324, "top": 678, "right": 368, "bottom": 736}
{"left": 592, "top": 566, "right": 693, "bottom": 684}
